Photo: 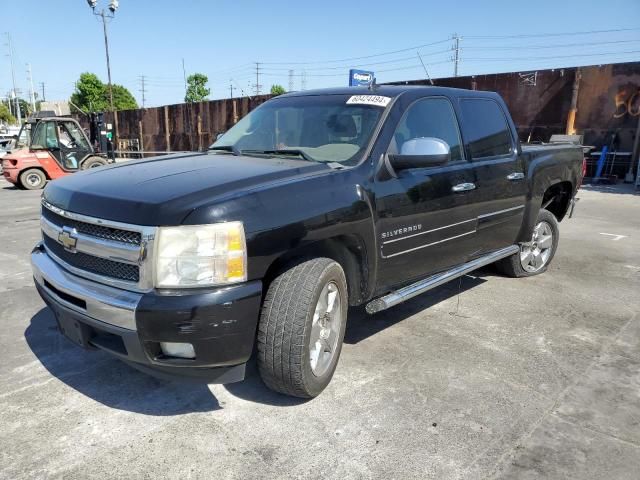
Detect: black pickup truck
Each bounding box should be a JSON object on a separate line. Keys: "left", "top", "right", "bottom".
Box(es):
{"left": 31, "top": 86, "right": 582, "bottom": 398}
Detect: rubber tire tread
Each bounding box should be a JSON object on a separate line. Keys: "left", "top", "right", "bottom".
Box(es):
{"left": 19, "top": 168, "right": 46, "bottom": 190}
{"left": 257, "top": 257, "right": 346, "bottom": 398}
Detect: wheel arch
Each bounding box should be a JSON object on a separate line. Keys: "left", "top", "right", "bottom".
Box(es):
{"left": 262, "top": 234, "right": 370, "bottom": 307}
{"left": 541, "top": 180, "right": 573, "bottom": 222}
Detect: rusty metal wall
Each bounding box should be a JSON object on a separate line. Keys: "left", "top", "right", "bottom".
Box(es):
{"left": 100, "top": 94, "right": 273, "bottom": 153}
{"left": 77, "top": 62, "right": 639, "bottom": 175}
{"left": 390, "top": 62, "right": 640, "bottom": 152}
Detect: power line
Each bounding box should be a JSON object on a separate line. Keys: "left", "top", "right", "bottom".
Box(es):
{"left": 261, "top": 38, "right": 451, "bottom": 65}
{"left": 259, "top": 48, "right": 451, "bottom": 72}
{"left": 463, "top": 38, "right": 640, "bottom": 50}
{"left": 465, "top": 26, "right": 640, "bottom": 39}
{"left": 465, "top": 49, "right": 640, "bottom": 62}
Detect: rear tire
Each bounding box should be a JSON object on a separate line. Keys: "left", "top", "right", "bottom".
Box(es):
{"left": 495, "top": 209, "right": 559, "bottom": 278}
{"left": 19, "top": 168, "right": 46, "bottom": 190}
{"left": 81, "top": 156, "right": 108, "bottom": 169}
{"left": 257, "top": 258, "right": 348, "bottom": 398}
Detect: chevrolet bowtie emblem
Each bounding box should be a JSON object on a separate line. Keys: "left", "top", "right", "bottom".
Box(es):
{"left": 58, "top": 227, "right": 78, "bottom": 251}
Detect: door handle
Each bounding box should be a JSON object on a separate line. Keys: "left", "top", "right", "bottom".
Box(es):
{"left": 507, "top": 172, "right": 525, "bottom": 181}
{"left": 452, "top": 182, "right": 476, "bottom": 193}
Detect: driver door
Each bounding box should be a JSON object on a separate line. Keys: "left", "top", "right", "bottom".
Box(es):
{"left": 374, "top": 96, "right": 480, "bottom": 290}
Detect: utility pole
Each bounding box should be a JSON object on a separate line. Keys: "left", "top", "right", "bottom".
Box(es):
{"left": 26, "top": 63, "right": 36, "bottom": 111}
{"left": 229, "top": 82, "right": 234, "bottom": 99}
{"left": 39, "top": 82, "right": 45, "bottom": 102}
{"left": 253, "top": 62, "right": 262, "bottom": 96}
{"left": 301, "top": 70, "right": 307, "bottom": 91}
{"left": 452, "top": 33, "right": 461, "bottom": 77}
{"left": 5, "top": 32, "right": 21, "bottom": 124}
{"left": 288, "top": 69, "right": 294, "bottom": 92}
{"left": 182, "top": 58, "right": 188, "bottom": 100}
{"left": 138, "top": 75, "right": 146, "bottom": 108}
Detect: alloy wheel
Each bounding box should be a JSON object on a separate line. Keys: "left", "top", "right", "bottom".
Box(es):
{"left": 520, "top": 221, "right": 553, "bottom": 272}
{"left": 309, "top": 281, "right": 343, "bottom": 377}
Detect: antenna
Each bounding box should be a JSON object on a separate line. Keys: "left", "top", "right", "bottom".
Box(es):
{"left": 416, "top": 52, "right": 434, "bottom": 86}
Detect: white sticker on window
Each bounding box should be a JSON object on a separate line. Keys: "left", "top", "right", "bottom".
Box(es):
{"left": 346, "top": 95, "right": 392, "bottom": 107}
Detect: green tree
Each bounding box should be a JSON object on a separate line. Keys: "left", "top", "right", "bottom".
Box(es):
{"left": 71, "top": 72, "right": 108, "bottom": 113}
{"left": 111, "top": 84, "right": 138, "bottom": 110}
{"left": 0, "top": 102, "right": 16, "bottom": 124}
{"left": 70, "top": 72, "right": 138, "bottom": 112}
{"left": 270, "top": 84, "right": 286, "bottom": 96}
{"left": 17, "top": 98, "right": 32, "bottom": 118}
{"left": 185, "top": 73, "right": 210, "bottom": 102}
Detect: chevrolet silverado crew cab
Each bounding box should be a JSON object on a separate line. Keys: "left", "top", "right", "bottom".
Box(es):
{"left": 31, "top": 86, "right": 582, "bottom": 398}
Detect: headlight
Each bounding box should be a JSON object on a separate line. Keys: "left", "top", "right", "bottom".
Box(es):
{"left": 155, "top": 222, "right": 247, "bottom": 288}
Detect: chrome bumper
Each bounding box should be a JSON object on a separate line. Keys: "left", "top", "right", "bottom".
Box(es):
{"left": 31, "top": 243, "right": 140, "bottom": 331}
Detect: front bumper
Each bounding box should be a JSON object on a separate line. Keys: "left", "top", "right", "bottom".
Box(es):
{"left": 31, "top": 243, "right": 262, "bottom": 383}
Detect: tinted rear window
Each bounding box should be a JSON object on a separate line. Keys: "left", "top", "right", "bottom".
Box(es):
{"left": 459, "top": 99, "right": 512, "bottom": 159}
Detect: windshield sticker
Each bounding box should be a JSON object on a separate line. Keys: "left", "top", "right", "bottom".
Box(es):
{"left": 346, "top": 95, "right": 391, "bottom": 107}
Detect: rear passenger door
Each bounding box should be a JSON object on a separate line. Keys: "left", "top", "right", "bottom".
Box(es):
{"left": 457, "top": 98, "right": 527, "bottom": 254}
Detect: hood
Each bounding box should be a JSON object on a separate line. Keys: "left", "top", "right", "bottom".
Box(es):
{"left": 43, "top": 152, "right": 329, "bottom": 225}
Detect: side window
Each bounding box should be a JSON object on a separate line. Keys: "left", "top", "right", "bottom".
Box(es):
{"left": 31, "top": 121, "right": 58, "bottom": 149}
{"left": 459, "top": 99, "right": 512, "bottom": 159}
{"left": 392, "top": 97, "right": 463, "bottom": 162}
{"left": 45, "top": 122, "right": 59, "bottom": 149}
{"left": 30, "top": 122, "right": 48, "bottom": 149}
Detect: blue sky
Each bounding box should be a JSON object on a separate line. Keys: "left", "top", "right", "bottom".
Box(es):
{"left": 2, "top": 0, "right": 640, "bottom": 108}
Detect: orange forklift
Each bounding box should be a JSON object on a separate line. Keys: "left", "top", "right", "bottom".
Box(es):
{"left": 2, "top": 115, "right": 113, "bottom": 190}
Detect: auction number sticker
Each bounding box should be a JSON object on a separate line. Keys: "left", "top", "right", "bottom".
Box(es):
{"left": 346, "top": 95, "right": 392, "bottom": 107}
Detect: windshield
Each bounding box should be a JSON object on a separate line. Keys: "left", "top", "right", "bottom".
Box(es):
{"left": 210, "top": 94, "right": 387, "bottom": 165}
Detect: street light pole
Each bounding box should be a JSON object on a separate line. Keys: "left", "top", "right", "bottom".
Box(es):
{"left": 99, "top": 10, "right": 115, "bottom": 116}
{"left": 88, "top": 0, "right": 118, "bottom": 143}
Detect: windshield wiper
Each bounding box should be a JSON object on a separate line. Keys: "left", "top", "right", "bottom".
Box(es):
{"left": 208, "top": 145, "right": 241, "bottom": 156}
{"left": 242, "top": 149, "right": 316, "bottom": 162}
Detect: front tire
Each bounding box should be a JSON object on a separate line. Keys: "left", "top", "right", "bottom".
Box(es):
{"left": 495, "top": 209, "right": 559, "bottom": 277}
{"left": 81, "top": 156, "right": 108, "bottom": 169}
{"left": 19, "top": 168, "right": 46, "bottom": 190}
{"left": 257, "top": 258, "right": 348, "bottom": 398}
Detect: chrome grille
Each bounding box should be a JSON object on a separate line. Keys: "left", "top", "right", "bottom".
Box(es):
{"left": 41, "top": 207, "right": 141, "bottom": 245}
{"left": 43, "top": 236, "right": 140, "bottom": 282}
{"left": 40, "top": 200, "right": 156, "bottom": 292}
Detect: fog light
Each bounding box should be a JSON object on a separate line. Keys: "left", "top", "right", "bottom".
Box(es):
{"left": 160, "top": 342, "right": 196, "bottom": 359}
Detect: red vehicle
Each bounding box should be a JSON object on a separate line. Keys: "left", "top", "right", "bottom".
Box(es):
{"left": 2, "top": 117, "right": 111, "bottom": 190}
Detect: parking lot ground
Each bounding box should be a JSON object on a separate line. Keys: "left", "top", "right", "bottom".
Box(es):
{"left": 0, "top": 181, "right": 638, "bottom": 480}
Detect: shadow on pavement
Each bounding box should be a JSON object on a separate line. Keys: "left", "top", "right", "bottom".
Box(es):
{"left": 344, "top": 270, "right": 489, "bottom": 345}
{"left": 25, "top": 268, "right": 494, "bottom": 409}
{"left": 223, "top": 359, "right": 312, "bottom": 407}
{"left": 25, "top": 308, "right": 221, "bottom": 415}
{"left": 227, "top": 269, "right": 492, "bottom": 404}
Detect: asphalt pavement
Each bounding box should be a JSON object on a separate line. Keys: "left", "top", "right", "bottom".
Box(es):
{"left": 0, "top": 180, "right": 638, "bottom": 479}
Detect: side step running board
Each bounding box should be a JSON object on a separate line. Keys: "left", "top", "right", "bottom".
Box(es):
{"left": 365, "top": 245, "right": 519, "bottom": 314}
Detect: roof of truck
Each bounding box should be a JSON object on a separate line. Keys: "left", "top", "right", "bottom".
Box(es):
{"left": 281, "top": 85, "right": 498, "bottom": 99}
